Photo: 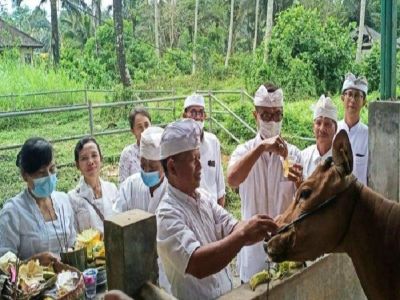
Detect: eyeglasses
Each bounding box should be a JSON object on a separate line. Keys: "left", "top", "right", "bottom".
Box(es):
{"left": 343, "top": 91, "right": 364, "bottom": 102}
{"left": 188, "top": 109, "right": 205, "bottom": 118}
{"left": 257, "top": 110, "right": 283, "bottom": 122}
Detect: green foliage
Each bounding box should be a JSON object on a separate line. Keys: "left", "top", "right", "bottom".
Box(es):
{"left": 358, "top": 43, "right": 380, "bottom": 93}
{"left": 240, "top": 5, "right": 355, "bottom": 100}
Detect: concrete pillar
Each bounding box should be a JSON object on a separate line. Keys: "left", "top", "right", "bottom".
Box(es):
{"left": 104, "top": 209, "right": 158, "bottom": 297}
{"left": 368, "top": 101, "right": 400, "bottom": 202}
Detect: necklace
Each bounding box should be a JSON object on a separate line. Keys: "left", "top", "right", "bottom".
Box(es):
{"left": 47, "top": 198, "right": 67, "bottom": 253}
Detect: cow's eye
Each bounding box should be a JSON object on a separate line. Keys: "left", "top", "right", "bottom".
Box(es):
{"left": 300, "top": 189, "right": 312, "bottom": 200}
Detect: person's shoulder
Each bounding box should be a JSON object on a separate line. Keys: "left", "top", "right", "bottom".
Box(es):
{"left": 204, "top": 131, "right": 219, "bottom": 142}
{"left": 358, "top": 122, "right": 368, "bottom": 132}
{"left": 301, "top": 144, "right": 316, "bottom": 154}
{"left": 121, "top": 144, "right": 135, "bottom": 156}
{"left": 287, "top": 142, "right": 301, "bottom": 154}
{"left": 100, "top": 178, "right": 118, "bottom": 190}
{"left": 53, "top": 191, "right": 70, "bottom": 202}
{"left": 1, "top": 191, "right": 26, "bottom": 211}
{"left": 122, "top": 173, "right": 142, "bottom": 187}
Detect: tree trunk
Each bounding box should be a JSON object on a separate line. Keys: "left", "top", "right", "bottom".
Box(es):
{"left": 263, "top": 0, "right": 274, "bottom": 63}
{"left": 113, "top": 0, "right": 131, "bottom": 87}
{"left": 356, "top": 0, "right": 366, "bottom": 62}
{"left": 170, "top": 0, "right": 176, "bottom": 47}
{"left": 50, "top": 0, "right": 60, "bottom": 67}
{"left": 224, "top": 0, "right": 234, "bottom": 68}
{"left": 154, "top": 0, "right": 161, "bottom": 58}
{"left": 192, "top": 0, "right": 199, "bottom": 74}
{"left": 95, "top": 0, "right": 101, "bottom": 27}
{"left": 253, "top": 0, "right": 260, "bottom": 54}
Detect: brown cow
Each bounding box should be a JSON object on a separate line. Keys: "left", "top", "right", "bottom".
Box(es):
{"left": 266, "top": 129, "right": 400, "bottom": 300}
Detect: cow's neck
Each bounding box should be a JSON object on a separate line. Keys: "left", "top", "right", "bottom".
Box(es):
{"left": 344, "top": 185, "right": 400, "bottom": 299}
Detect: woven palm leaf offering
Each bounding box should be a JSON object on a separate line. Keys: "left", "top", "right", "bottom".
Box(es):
{"left": 75, "top": 228, "right": 105, "bottom": 268}
{"left": 0, "top": 252, "right": 84, "bottom": 300}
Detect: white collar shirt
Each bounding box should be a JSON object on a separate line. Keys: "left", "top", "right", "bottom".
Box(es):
{"left": 0, "top": 190, "right": 76, "bottom": 260}
{"left": 68, "top": 177, "right": 119, "bottom": 234}
{"left": 156, "top": 184, "right": 237, "bottom": 300}
{"left": 228, "top": 133, "right": 301, "bottom": 282}
{"left": 115, "top": 173, "right": 170, "bottom": 292}
{"left": 119, "top": 143, "right": 141, "bottom": 184}
{"left": 300, "top": 144, "right": 332, "bottom": 179}
{"left": 337, "top": 120, "right": 368, "bottom": 185}
{"left": 199, "top": 132, "right": 226, "bottom": 201}
{"left": 114, "top": 173, "right": 168, "bottom": 214}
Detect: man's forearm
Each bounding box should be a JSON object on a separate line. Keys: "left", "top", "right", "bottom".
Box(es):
{"left": 227, "top": 144, "right": 264, "bottom": 188}
{"left": 185, "top": 224, "right": 245, "bottom": 279}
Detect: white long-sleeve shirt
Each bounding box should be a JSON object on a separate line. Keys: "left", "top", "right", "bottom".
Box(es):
{"left": 0, "top": 190, "right": 76, "bottom": 259}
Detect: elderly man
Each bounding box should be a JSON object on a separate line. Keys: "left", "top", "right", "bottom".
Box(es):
{"left": 337, "top": 73, "right": 368, "bottom": 185}
{"left": 182, "top": 94, "right": 226, "bottom": 206}
{"left": 114, "top": 126, "right": 170, "bottom": 293}
{"left": 300, "top": 95, "right": 338, "bottom": 179}
{"left": 227, "top": 83, "right": 301, "bottom": 283}
{"left": 156, "top": 119, "right": 278, "bottom": 299}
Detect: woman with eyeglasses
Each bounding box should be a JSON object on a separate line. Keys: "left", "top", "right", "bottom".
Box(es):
{"left": 68, "top": 137, "right": 118, "bottom": 235}
{"left": 0, "top": 137, "right": 76, "bottom": 260}
{"left": 337, "top": 73, "right": 369, "bottom": 185}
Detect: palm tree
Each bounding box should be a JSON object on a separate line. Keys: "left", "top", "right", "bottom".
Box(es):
{"left": 113, "top": 0, "right": 131, "bottom": 86}
{"left": 356, "top": 0, "right": 366, "bottom": 62}
{"left": 224, "top": 0, "right": 234, "bottom": 67}
{"left": 263, "top": 0, "right": 274, "bottom": 62}
{"left": 192, "top": 0, "right": 199, "bottom": 74}
{"left": 252, "top": 0, "right": 259, "bottom": 54}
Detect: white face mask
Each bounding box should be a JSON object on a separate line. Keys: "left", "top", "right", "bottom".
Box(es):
{"left": 259, "top": 120, "right": 282, "bottom": 139}
{"left": 196, "top": 120, "right": 205, "bottom": 131}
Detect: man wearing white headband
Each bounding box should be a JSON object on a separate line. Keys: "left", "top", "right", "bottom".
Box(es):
{"left": 337, "top": 73, "right": 368, "bottom": 184}
{"left": 182, "top": 93, "right": 226, "bottom": 206}
{"left": 114, "top": 126, "right": 170, "bottom": 293}
{"left": 300, "top": 95, "right": 338, "bottom": 179}
{"left": 227, "top": 83, "right": 301, "bottom": 283}
{"left": 156, "top": 119, "right": 277, "bottom": 299}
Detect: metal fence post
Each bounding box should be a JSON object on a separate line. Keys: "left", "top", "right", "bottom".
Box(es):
{"left": 208, "top": 90, "right": 212, "bottom": 133}
{"left": 240, "top": 88, "right": 244, "bottom": 104}
{"left": 88, "top": 100, "right": 94, "bottom": 136}
{"left": 84, "top": 88, "right": 88, "bottom": 105}
{"left": 172, "top": 98, "right": 176, "bottom": 120}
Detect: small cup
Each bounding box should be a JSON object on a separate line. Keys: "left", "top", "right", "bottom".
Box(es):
{"left": 281, "top": 155, "right": 296, "bottom": 177}
{"left": 60, "top": 247, "right": 87, "bottom": 272}
{"left": 83, "top": 268, "right": 98, "bottom": 299}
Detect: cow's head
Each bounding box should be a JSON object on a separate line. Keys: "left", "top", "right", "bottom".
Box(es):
{"left": 266, "top": 130, "right": 359, "bottom": 262}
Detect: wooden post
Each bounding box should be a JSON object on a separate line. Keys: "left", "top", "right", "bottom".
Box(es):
{"left": 104, "top": 209, "right": 158, "bottom": 297}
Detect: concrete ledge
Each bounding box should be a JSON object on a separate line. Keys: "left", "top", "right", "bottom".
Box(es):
{"left": 219, "top": 254, "right": 366, "bottom": 300}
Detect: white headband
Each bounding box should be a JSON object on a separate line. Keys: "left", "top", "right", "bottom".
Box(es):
{"left": 140, "top": 126, "right": 164, "bottom": 161}
{"left": 342, "top": 73, "right": 368, "bottom": 95}
{"left": 253, "top": 85, "right": 283, "bottom": 107}
{"left": 311, "top": 95, "right": 337, "bottom": 122}
{"left": 184, "top": 94, "right": 205, "bottom": 109}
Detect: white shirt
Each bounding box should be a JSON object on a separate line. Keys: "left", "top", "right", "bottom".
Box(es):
{"left": 199, "top": 132, "right": 226, "bottom": 201}
{"left": 114, "top": 173, "right": 168, "bottom": 214}
{"left": 156, "top": 185, "right": 238, "bottom": 300}
{"left": 115, "top": 173, "right": 170, "bottom": 293}
{"left": 337, "top": 120, "right": 368, "bottom": 185}
{"left": 0, "top": 190, "right": 76, "bottom": 260}
{"left": 228, "top": 133, "right": 301, "bottom": 282}
{"left": 68, "top": 177, "right": 119, "bottom": 234}
{"left": 300, "top": 144, "right": 332, "bottom": 179}
{"left": 119, "top": 143, "right": 141, "bottom": 183}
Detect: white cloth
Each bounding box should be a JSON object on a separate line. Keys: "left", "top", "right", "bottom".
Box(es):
{"left": 119, "top": 143, "right": 141, "bottom": 183}
{"left": 342, "top": 73, "right": 368, "bottom": 94}
{"left": 337, "top": 120, "right": 368, "bottom": 185}
{"left": 156, "top": 185, "right": 238, "bottom": 300}
{"left": 228, "top": 134, "right": 301, "bottom": 282}
{"left": 184, "top": 94, "right": 205, "bottom": 109}
{"left": 300, "top": 144, "right": 332, "bottom": 179}
{"left": 114, "top": 173, "right": 168, "bottom": 214}
{"left": 0, "top": 190, "right": 76, "bottom": 260}
{"left": 160, "top": 119, "right": 201, "bottom": 159}
{"left": 312, "top": 95, "right": 337, "bottom": 121}
{"left": 199, "top": 132, "right": 226, "bottom": 201}
{"left": 68, "top": 177, "right": 119, "bottom": 234}
{"left": 253, "top": 85, "right": 283, "bottom": 107}
{"left": 140, "top": 127, "right": 164, "bottom": 161}
{"left": 115, "top": 173, "right": 170, "bottom": 292}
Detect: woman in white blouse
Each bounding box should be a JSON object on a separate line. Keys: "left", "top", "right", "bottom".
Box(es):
{"left": 68, "top": 137, "right": 119, "bottom": 234}
{"left": 0, "top": 137, "right": 76, "bottom": 260}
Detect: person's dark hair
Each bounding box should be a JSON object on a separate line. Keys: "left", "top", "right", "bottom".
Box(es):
{"left": 128, "top": 108, "right": 151, "bottom": 129}
{"left": 161, "top": 158, "right": 169, "bottom": 178}
{"left": 74, "top": 136, "right": 102, "bottom": 162}
{"left": 16, "top": 137, "right": 53, "bottom": 174}
{"left": 263, "top": 83, "right": 279, "bottom": 93}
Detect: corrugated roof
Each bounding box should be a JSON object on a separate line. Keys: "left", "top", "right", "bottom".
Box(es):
{"left": 0, "top": 18, "right": 43, "bottom": 48}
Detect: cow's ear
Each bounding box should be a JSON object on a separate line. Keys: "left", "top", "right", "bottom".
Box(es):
{"left": 333, "top": 129, "right": 353, "bottom": 176}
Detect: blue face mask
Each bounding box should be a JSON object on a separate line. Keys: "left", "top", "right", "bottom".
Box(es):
{"left": 31, "top": 173, "right": 57, "bottom": 198}
{"left": 140, "top": 170, "right": 161, "bottom": 188}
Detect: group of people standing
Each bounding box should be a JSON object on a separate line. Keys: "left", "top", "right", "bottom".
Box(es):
{"left": 0, "top": 72, "right": 368, "bottom": 299}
